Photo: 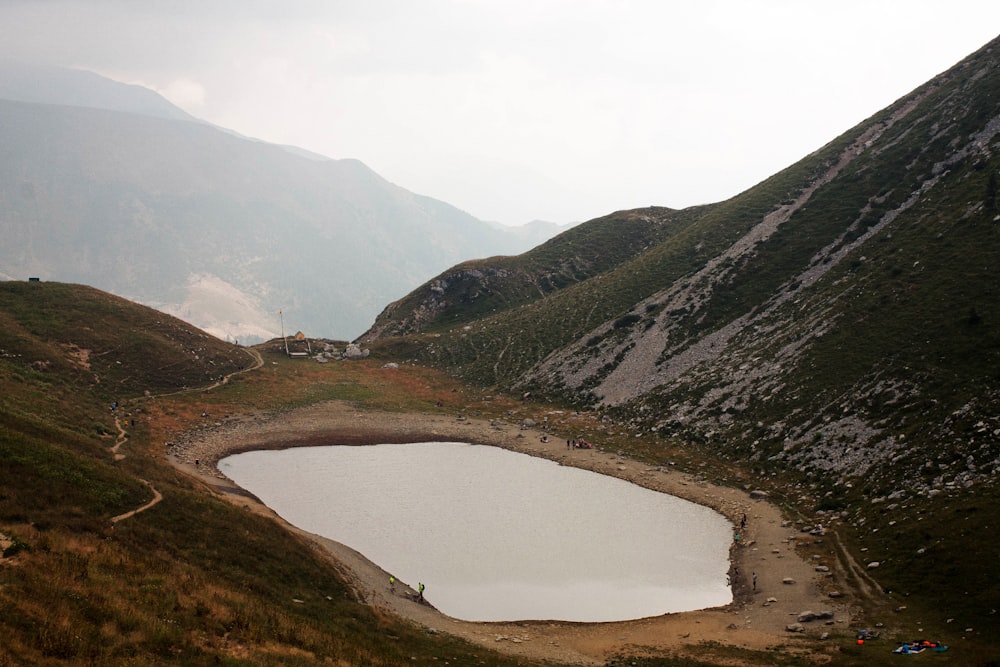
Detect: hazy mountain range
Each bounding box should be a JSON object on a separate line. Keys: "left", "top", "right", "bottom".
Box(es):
{"left": 0, "top": 62, "right": 565, "bottom": 342}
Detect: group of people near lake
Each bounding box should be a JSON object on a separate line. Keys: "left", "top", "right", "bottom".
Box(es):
{"left": 566, "top": 438, "right": 592, "bottom": 449}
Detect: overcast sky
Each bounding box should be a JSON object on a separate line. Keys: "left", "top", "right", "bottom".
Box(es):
{"left": 2, "top": 1, "right": 998, "bottom": 226}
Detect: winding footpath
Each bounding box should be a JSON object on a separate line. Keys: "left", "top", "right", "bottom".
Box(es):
{"left": 110, "top": 480, "right": 163, "bottom": 524}
{"left": 109, "top": 347, "right": 262, "bottom": 524}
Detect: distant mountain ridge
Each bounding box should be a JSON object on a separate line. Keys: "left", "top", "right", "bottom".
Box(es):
{"left": 0, "top": 64, "right": 562, "bottom": 342}
{"left": 0, "top": 61, "right": 197, "bottom": 122}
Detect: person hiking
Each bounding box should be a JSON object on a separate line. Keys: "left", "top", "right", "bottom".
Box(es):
{"left": 418, "top": 582, "right": 425, "bottom": 601}
{"left": 389, "top": 576, "right": 396, "bottom": 593}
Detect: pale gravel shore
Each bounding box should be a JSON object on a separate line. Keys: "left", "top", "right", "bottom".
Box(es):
{"left": 168, "top": 400, "right": 855, "bottom": 665}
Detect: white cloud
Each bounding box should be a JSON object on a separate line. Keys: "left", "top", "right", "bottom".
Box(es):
{"left": 156, "top": 77, "right": 206, "bottom": 110}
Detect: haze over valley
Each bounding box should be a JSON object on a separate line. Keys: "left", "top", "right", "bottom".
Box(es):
{"left": 0, "top": 62, "right": 564, "bottom": 342}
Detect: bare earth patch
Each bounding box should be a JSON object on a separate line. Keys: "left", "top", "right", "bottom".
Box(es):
{"left": 169, "top": 401, "right": 854, "bottom": 665}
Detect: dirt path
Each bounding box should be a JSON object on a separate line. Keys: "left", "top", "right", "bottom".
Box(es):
{"left": 110, "top": 347, "right": 262, "bottom": 525}
{"left": 168, "top": 402, "right": 856, "bottom": 665}
{"left": 111, "top": 415, "right": 128, "bottom": 461}
{"left": 154, "top": 347, "right": 264, "bottom": 399}
{"left": 110, "top": 479, "right": 163, "bottom": 523}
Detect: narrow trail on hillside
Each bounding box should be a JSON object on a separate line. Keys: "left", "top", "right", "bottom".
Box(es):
{"left": 111, "top": 415, "right": 128, "bottom": 460}
{"left": 110, "top": 479, "right": 163, "bottom": 523}
{"left": 198, "top": 348, "right": 264, "bottom": 392}
{"left": 829, "top": 528, "right": 886, "bottom": 601}
{"left": 145, "top": 347, "right": 264, "bottom": 401}
{"left": 110, "top": 346, "right": 262, "bottom": 524}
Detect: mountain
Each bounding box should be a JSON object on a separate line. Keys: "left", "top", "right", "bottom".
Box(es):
{"left": 363, "top": 205, "right": 710, "bottom": 339}
{"left": 364, "top": 36, "right": 1000, "bottom": 626}
{"left": 0, "top": 61, "right": 198, "bottom": 122}
{"left": 0, "top": 64, "right": 560, "bottom": 342}
{"left": 0, "top": 281, "right": 532, "bottom": 666}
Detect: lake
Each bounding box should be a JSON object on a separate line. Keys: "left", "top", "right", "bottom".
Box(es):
{"left": 219, "top": 441, "right": 732, "bottom": 622}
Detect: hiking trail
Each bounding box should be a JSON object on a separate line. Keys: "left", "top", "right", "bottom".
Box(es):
{"left": 109, "top": 346, "right": 261, "bottom": 524}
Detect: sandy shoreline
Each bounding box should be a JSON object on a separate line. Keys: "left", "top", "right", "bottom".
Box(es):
{"left": 168, "top": 401, "right": 853, "bottom": 665}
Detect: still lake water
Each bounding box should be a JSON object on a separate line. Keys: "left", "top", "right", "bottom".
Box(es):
{"left": 219, "top": 442, "right": 732, "bottom": 622}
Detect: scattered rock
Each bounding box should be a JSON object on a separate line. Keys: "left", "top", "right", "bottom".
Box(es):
{"left": 750, "top": 490, "right": 769, "bottom": 500}
{"left": 828, "top": 590, "right": 844, "bottom": 599}
{"left": 785, "top": 623, "right": 805, "bottom": 633}
{"left": 342, "top": 343, "right": 369, "bottom": 359}
{"left": 795, "top": 610, "right": 834, "bottom": 623}
{"left": 783, "top": 577, "right": 796, "bottom": 585}
{"left": 867, "top": 561, "right": 880, "bottom": 569}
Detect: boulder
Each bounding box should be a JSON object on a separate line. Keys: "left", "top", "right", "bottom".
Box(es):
{"left": 343, "top": 343, "right": 369, "bottom": 359}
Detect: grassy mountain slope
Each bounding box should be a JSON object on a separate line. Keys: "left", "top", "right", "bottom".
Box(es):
{"left": 364, "top": 36, "right": 1000, "bottom": 643}
{"left": 0, "top": 282, "right": 537, "bottom": 666}
{"left": 0, "top": 282, "right": 251, "bottom": 395}
{"left": 362, "top": 205, "right": 713, "bottom": 338}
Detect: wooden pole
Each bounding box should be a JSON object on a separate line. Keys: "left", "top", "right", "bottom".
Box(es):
{"left": 280, "top": 310, "right": 289, "bottom": 356}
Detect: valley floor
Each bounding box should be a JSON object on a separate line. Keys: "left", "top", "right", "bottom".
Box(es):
{"left": 168, "top": 401, "right": 863, "bottom": 665}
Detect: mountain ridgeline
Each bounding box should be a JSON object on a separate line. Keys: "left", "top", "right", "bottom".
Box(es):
{"left": 365, "top": 39, "right": 1000, "bottom": 517}
{"left": 0, "top": 64, "right": 562, "bottom": 343}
